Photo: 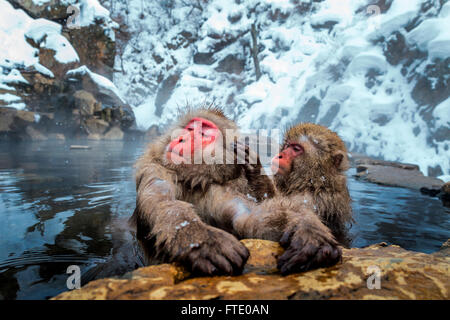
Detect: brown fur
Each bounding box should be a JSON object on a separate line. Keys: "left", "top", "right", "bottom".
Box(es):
{"left": 130, "top": 106, "right": 274, "bottom": 275}
{"left": 274, "top": 123, "right": 352, "bottom": 239}
{"left": 230, "top": 123, "right": 351, "bottom": 274}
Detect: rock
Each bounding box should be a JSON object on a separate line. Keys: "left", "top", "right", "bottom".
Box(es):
{"left": 87, "top": 133, "right": 102, "bottom": 140}
{"left": 215, "top": 54, "right": 245, "bottom": 75}
{"left": 65, "top": 66, "right": 136, "bottom": 131}
{"left": 110, "top": 106, "right": 135, "bottom": 130}
{"left": 24, "top": 125, "right": 47, "bottom": 141}
{"left": 65, "top": 66, "right": 124, "bottom": 107}
{"left": 9, "top": 68, "right": 61, "bottom": 113}
{"left": 352, "top": 154, "right": 444, "bottom": 192}
{"left": 145, "top": 124, "right": 160, "bottom": 140}
{"left": 9, "top": 0, "right": 69, "bottom": 20}
{"left": 438, "top": 182, "right": 450, "bottom": 207}
{"left": 73, "top": 90, "right": 101, "bottom": 116}
{"left": 84, "top": 118, "right": 109, "bottom": 135}
{"left": 64, "top": 25, "right": 116, "bottom": 80}
{"left": 435, "top": 239, "right": 450, "bottom": 257}
{"left": 47, "top": 133, "right": 65, "bottom": 140}
{"left": 0, "top": 107, "right": 36, "bottom": 133}
{"left": 52, "top": 239, "right": 449, "bottom": 300}
{"left": 193, "top": 52, "right": 216, "bottom": 65}
{"left": 155, "top": 73, "right": 181, "bottom": 117}
{"left": 0, "top": 107, "right": 20, "bottom": 132}
{"left": 103, "top": 126, "right": 124, "bottom": 140}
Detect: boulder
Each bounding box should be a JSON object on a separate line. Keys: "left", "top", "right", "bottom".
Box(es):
{"left": 0, "top": 107, "right": 36, "bottom": 133}
{"left": 193, "top": 52, "right": 216, "bottom": 65}
{"left": 24, "top": 125, "right": 47, "bottom": 141}
{"left": 52, "top": 239, "right": 449, "bottom": 300}
{"left": 47, "top": 133, "right": 65, "bottom": 140}
{"left": 438, "top": 182, "right": 450, "bottom": 207}
{"left": 145, "top": 125, "right": 161, "bottom": 140}
{"left": 215, "top": 54, "right": 245, "bottom": 75}
{"left": 352, "top": 154, "right": 444, "bottom": 192}
{"left": 63, "top": 24, "right": 116, "bottom": 80}
{"left": 84, "top": 118, "right": 109, "bottom": 135}
{"left": 65, "top": 66, "right": 136, "bottom": 131}
{"left": 87, "top": 133, "right": 102, "bottom": 140}
{"left": 12, "top": 68, "right": 60, "bottom": 113}
{"left": 8, "top": 0, "right": 69, "bottom": 20}
{"left": 74, "top": 90, "right": 101, "bottom": 116}
{"left": 103, "top": 126, "right": 124, "bottom": 140}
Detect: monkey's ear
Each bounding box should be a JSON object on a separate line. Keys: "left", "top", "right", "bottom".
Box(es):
{"left": 332, "top": 151, "right": 349, "bottom": 171}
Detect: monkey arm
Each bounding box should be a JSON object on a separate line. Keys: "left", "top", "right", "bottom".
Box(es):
{"left": 133, "top": 164, "right": 206, "bottom": 252}
{"left": 132, "top": 164, "right": 250, "bottom": 275}
{"left": 198, "top": 184, "right": 259, "bottom": 236}
{"left": 231, "top": 196, "right": 342, "bottom": 273}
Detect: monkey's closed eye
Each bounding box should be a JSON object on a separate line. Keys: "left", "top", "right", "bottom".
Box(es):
{"left": 292, "top": 145, "right": 303, "bottom": 152}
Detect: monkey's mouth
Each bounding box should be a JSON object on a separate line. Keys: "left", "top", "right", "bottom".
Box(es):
{"left": 271, "top": 159, "right": 291, "bottom": 176}
{"left": 271, "top": 161, "right": 282, "bottom": 175}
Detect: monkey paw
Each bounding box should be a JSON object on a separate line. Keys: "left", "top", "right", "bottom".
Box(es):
{"left": 277, "top": 230, "right": 342, "bottom": 275}
{"left": 182, "top": 228, "right": 250, "bottom": 276}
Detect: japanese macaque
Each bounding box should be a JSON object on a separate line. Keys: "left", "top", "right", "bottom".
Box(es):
{"left": 130, "top": 106, "right": 275, "bottom": 275}
{"left": 272, "top": 123, "right": 353, "bottom": 238}
{"left": 232, "top": 123, "right": 352, "bottom": 274}
{"left": 131, "top": 106, "right": 351, "bottom": 275}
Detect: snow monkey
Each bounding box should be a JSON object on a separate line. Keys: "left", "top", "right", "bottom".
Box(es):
{"left": 272, "top": 123, "right": 352, "bottom": 239}
{"left": 130, "top": 106, "right": 275, "bottom": 275}
{"left": 270, "top": 123, "right": 353, "bottom": 273}
{"left": 131, "top": 107, "right": 350, "bottom": 275}
{"left": 232, "top": 123, "right": 352, "bottom": 274}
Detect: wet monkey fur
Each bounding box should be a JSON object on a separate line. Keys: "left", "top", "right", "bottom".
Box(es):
{"left": 232, "top": 123, "right": 352, "bottom": 274}
{"left": 269, "top": 123, "right": 352, "bottom": 273}
{"left": 272, "top": 123, "right": 353, "bottom": 240}
{"left": 131, "top": 106, "right": 351, "bottom": 275}
{"left": 130, "top": 107, "right": 275, "bottom": 276}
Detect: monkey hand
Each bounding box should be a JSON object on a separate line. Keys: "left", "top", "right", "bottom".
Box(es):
{"left": 276, "top": 225, "right": 342, "bottom": 275}
{"left": 177, "top": 226, "right": 250, "bottom": 276}
{"left": 233, "top": 141, "right": 262, "bottom": 176}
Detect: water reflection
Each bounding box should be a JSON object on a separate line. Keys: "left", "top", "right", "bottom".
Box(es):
{"left": 0, "top": 141, "right": 448, "bottom": 299}
{"left": 0, "top": 141, "right": 142, "bottom": 299}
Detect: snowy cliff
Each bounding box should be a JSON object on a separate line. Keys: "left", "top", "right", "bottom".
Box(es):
{"left": 1, "top": 0, "right": 448, "bottom": 178}
{"left": 107, "top": 0, "right": 449, "bottom": 178}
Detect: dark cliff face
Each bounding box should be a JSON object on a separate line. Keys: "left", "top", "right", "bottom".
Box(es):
{"left": 0, "top": 0, "right": 137, "bottom": 142}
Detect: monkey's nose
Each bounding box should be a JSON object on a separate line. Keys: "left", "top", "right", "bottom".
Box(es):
{"left": 277, "top": 154, "right": 283, "bottom": 159}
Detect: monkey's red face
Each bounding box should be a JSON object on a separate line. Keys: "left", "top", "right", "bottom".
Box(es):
{"left": 271, "top": 142, "right": 304, "bottom": 176}
{"left": 166, "top": 117, "right": 220, "bottom": 164}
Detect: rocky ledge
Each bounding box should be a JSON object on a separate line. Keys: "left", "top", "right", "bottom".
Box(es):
{"left": 350, "top": 153, "right": 449, "bottom": 206}
{"left": 52, "top": 239, "right": 449, "bottom": 300}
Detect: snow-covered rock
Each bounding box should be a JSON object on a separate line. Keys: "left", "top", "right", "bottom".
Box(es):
{"left": 106, "top": 0, "right": 449, "bottom": 177}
